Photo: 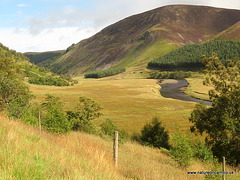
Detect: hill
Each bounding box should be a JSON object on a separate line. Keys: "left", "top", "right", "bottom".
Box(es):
{"left": 0, "top": 43, "right": 75, "bottom": 86}
{"left": 24, "top": 50, "right": 65, "bottom": 65}
{"left": 148, "top": 40, "right": 240, "bottom": 70}
{"left": 212, "top": 21, "right": 240, "bottom": 41}
{"left": 38, "top": 5, "right": 240, "bottom": 75}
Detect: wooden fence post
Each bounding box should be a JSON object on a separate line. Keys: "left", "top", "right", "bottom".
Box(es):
{"left": 113, "top": 131, "right": 118, "bottom": 168}
{"left": 223, "top": 156, "right": 225, "bottom": 180}
{"left": 38, "top": 109, "right": 41, "bottom": 134}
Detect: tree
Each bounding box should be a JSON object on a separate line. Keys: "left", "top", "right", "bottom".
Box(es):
{"left": 67, "top": 96, "right": 103, "bottom": 133}
{"left": 41, "top": 94, "right": 71, "bottom": 134}
{"left": 136, "top": 117, "right": 170, "bottom": 149}
{"left": 0, "top": 57, "right": 32, "bottom": 118}
{"left": 189, "top": 53, "right": 240, "bottom": 166}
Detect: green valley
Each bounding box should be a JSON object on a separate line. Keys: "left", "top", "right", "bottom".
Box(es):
{"left": 1, "top": 4, "right": 240, "bottom": 180}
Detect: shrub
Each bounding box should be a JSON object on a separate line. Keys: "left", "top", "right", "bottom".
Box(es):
{"left": 20, "top": 104, "right": 39, "bottom": 126}
{"left": 192, "top": 140, "right": 214, "bottom": 163}
{"left": 41, "top": 95, "right": 71, "bottom": 134}
{"left": 67, "top": 96, "right": 103, "bottom": 134}
{"left": 170, "top": 133, "right": 193, "bottom": 167}
{"left": 100, "top": 119, "right": 119, "bottom": 136}
{"left": 66, "top": 110, "right": 98, "bottom": 134}
{"left": 133, "top": 117, "right": 170, "bottom": 149}
{"left": 100, "top": 119, "right": 129, "bottom": 144}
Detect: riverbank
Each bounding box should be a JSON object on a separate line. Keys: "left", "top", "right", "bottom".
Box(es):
{"left": 159, "top": 79, "right": 212, "bottom": 106}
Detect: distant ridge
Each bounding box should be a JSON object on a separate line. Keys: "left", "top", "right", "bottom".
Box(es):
{"left": 37, "top": 5, "right": 240, "bottom": 75}
{"left": 24, "top": 50, "right": 65, "bottom": 65}
{"left": 212, "top": 21, "right": 240, "bottom": 41}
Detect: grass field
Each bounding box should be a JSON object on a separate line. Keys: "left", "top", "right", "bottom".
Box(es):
{"left": 30, "top": 78, "right": 198, "bottom": 134}
{"left": 3, "top": 75, "right": 240, "bottom": 179}
{"left": 185, "top": 77, "right": 212, "bottom": 101}
{"left": 3, "top": 112, "right": 239, "bottom": 180}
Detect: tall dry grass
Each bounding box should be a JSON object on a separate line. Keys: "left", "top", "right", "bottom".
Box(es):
{"left": 1, "top": 113, "right": 239, "bottom": 179}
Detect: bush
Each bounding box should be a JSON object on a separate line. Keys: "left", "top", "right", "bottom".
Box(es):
{"left": 84, "top": 67, "right": 125, "bottom": 78}
{"left": 20, "top": 104, "right": 39, "bottom": 126}
{"left": 192, "top": 140, "right": 214, "bottom": 163}
{"left": 100, "top": 119, "right": 129, "bottom": 144}
{"left": 41, "top": 95, "right": 71, "bottom": 134}
{"left": 133, "top": 117, "right": 170, "bottom": 149}
{"left": 170, "top": 133, "right": 193, "bottom": 167}
{"left": 100, "top": 119, "right": 119, "bottom": 136}
{"left": 66, "top": 110, "right": 98, "bottom": 134}
{"left": 67, "top": 96, "right": 103, "bottom": 134}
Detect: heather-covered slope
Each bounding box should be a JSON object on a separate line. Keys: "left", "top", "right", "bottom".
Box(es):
{"left": 41, "top": 5, "right": 240, "bottom": 75}
{"left": 212, "top": 21, "right": 240, "bottom": 41}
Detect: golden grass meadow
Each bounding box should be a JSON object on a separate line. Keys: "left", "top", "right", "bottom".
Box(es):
{"left": 29, "top": 78, "right": 196, "bottom": 134}
{"left": 1, "top": 112, "right": 234, "bottom": 180}
{"left": 1, "top": 77, "right": 240, "bottom": 179}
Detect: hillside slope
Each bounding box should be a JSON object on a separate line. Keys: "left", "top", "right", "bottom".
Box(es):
{"left": 0, "top": 43, "right": 74, "bottom": 86}
{"left": 212, "top": 21, "right": 240, "bottom": 41}
{"left": 41, "top": 5, "right": 240, "bottom": 75}
{"left": 0, "top": 113, "right": 218, "bottom": 179}
{"left": 24, "top": 50, "right": 65, "bottom": 65}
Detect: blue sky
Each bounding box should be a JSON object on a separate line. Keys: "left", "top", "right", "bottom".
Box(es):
{"left": 0, "top": 0, "right": 240, "bottom": 52}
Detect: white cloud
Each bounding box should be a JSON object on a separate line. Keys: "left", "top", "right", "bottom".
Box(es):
{"left": 17, "top": 4, "right": 30, "bottom": 7}
{"left": 24, "top": 1, "right": 240, "bottom": 37}
{"left": 28, "top": 6, "right": 88, "bottom": 35}
{"left": 2, "top": 0, "right": 240, "bottom": 52}
{"left": 0, "top": 27, "right": 100, "bottom": 52}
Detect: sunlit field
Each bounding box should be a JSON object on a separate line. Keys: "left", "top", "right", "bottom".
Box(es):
{"left": 30, "top": 78, "right": 197, "bottom": 134}
{"left": 0, "top": 113, "right": 217, "bottom": 180}
{"left": 185, "top": 78, "right": 212, "bottom": 101}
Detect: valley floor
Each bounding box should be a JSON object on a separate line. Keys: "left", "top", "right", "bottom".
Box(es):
{"left": 29, "top": 78, "right": 197, "bottom": 134}
{"left": 1, "top": 77, "right": 240, "bottom": 179}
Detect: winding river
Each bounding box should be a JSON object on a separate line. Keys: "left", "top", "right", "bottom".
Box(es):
{"left": 159, "top": 79, "right": 212, "bottom": 106}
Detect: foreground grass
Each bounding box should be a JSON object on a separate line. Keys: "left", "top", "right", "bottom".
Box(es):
{"left": 3, "top": 113, "right": 239, "bottom": 179}
{"left": 0, "top": 113, "right": 121, "bottom": 179}
{"left": 30, "top": 79, "right": 197, "bottom": 134}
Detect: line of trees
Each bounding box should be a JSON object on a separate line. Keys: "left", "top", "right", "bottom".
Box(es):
{"left": 28, "top": 74, "right": 70, "bottom": 86}
{"left": 149, "top": 70, "right": 191, "bottom": 79}
{"left": 84, "top": 67, "right": 125, "bottom": 78}
{"left": 148, "top": 40, "right": 240, "bottom": 70}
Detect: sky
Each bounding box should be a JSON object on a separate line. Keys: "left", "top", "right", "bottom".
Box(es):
{"left": 0, "top": 0, "right": 240, "bottom": 52}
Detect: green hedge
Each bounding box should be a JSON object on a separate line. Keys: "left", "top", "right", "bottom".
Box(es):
{"left": 84, "top": 67, "right": 125, "bottom": 78}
